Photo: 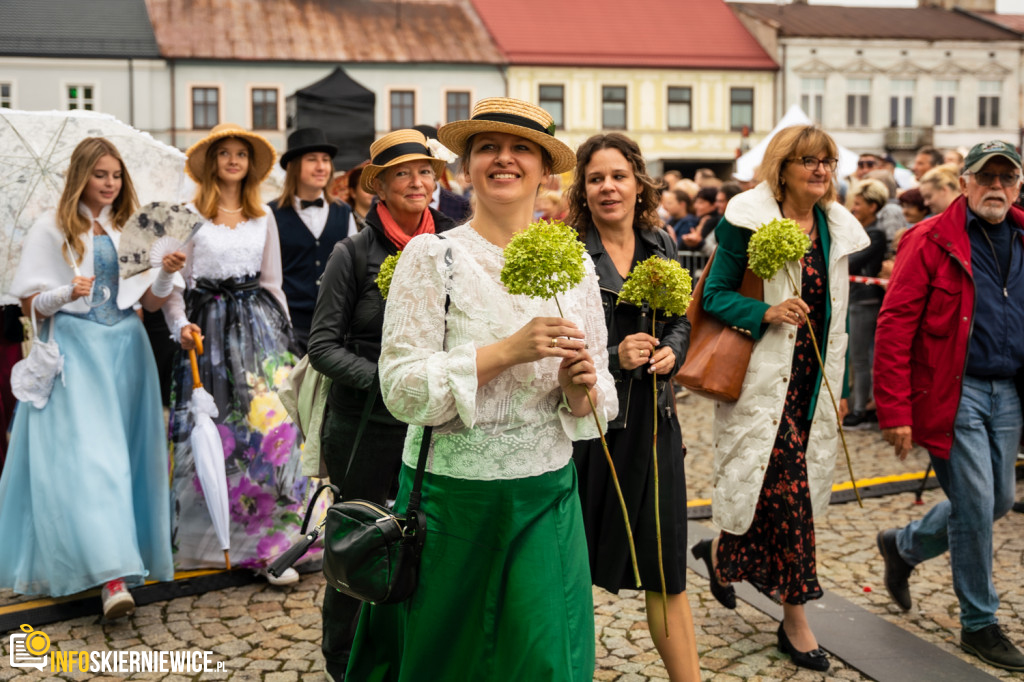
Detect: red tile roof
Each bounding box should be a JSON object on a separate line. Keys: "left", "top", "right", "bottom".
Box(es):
{"left": 145, "top": 0, "right": 504, "bottom": 63}
{"left": 469, "top": 0, "right": 776, "bottom": 70}
{"left": 731, "top": 3, "right": 1019, "bottom": 41}
{"left": 977, "top": 12, "right": 1024, "bottom": 34}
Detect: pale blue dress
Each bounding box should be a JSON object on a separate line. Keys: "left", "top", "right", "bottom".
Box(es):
{"left": 0, "top": 236, "right": 173, "bottom": 596}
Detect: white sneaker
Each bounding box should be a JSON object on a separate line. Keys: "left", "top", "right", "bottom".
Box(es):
{"left": 101, "top": 578, "right": 135, "bottom": 620}
{"left": 263, "top": 566, "right": 299, "bottom": 587}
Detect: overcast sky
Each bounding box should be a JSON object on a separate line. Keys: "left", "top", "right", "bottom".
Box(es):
{"left": 741, "top": 0, "right": 1024, "bottom": 11}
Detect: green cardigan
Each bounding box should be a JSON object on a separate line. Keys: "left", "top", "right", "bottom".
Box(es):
{"left": 702, "top": 206, "right": 848, "bottom": 414}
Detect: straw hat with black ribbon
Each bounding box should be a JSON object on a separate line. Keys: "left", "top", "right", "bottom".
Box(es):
{"left": 437, "top": 97, "right": 575, "bottom": 175}
{"left": 184, "top": 122, "right": 276, "bottom": 184}
{"left": 360, "top": 130, "right": 448, "bottom": 194}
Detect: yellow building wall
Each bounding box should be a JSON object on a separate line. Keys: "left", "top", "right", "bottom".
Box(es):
{"left": 508, "top": 66, "right": 776, "bottom": 164}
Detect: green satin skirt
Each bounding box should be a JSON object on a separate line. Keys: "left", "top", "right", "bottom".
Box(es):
{"left": 345, "top": 461, "right": 595, "bottom": 682}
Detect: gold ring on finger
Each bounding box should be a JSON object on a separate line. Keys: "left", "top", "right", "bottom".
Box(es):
{"left": 549, "top": 337, "right": 558, "bottom": 348}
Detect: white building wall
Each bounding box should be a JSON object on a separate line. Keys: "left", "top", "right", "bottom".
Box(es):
{"left": 0, "top": 58, "right": 506, "bottom": 153}
{"left": 781, "top": 38, "right": 1022, "bottom": 159}
{"left": 508, "top": 65, "right": 775, "bottom": 169}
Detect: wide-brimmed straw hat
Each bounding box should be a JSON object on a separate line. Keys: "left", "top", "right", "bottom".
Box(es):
{"left": 437, "top": 97, "right": 575, "bottom": 174}
{"left": 360, "top": 129, "right": 447, "bottom": 194}
{"left": 185, "top": 122, "right": 276, "bottom": 183}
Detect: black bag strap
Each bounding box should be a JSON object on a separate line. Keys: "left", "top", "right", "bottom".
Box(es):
{"left": 406, "top": 234, "right": 453, "bottom": 517}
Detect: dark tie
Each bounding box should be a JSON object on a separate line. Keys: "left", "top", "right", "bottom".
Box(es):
{"left": 300, "top": 198, "right": 324, "bottom": 209}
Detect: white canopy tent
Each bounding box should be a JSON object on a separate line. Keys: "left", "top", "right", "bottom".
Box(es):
{"left": 733, "top": 105, "right": 858, "bottom": 182}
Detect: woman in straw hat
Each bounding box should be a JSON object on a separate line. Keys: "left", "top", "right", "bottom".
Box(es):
{"left": 2, "top": 137, "right": 175, "bottom": 618}
{"left": 306, "top": 128, "right": 456, "bottom": 680}
{"left": 344, "top": 98, "right": 616, "bottom": 681}
{"left": 163, "top": 123, "right": 316, "bottom": 583}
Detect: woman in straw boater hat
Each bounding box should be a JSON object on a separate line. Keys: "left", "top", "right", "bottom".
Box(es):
{"left": 1, "top": 137, "right": 175, "bottom": 619}
{"left": 306, "top": 128, "right": 456, "bottom": 680}
{"left": 163, "top": 123, "right": 317, "bottom": 584}
{"left": 344, "top": 98, "right": 616, "bottom": 681}
{"left": 269, "top": 127, "right": 351, "bottom": 355}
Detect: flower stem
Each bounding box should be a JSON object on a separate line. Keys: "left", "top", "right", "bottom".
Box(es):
{"left": 784, "top": 269, "right": 862, "bottom": 507}
{"left": 554, "top": 295, "right": 641, "bottom": 587}
{"left": 651, "top": 312, "right": 669, "bottom": 638}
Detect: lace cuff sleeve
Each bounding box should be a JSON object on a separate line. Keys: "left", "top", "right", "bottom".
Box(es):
{"left": 557, "top": 260, "right": 617, "bottom": 440}
{"left": 379, "top": 235, "right": 479, "bottom": 427}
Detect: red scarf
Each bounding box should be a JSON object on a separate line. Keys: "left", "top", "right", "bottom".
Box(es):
{"left": 377, "top": 203, "right": 435, "bottom": 249}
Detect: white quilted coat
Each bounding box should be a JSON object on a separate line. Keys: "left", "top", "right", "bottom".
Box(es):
{"left": 711, "top": 182, "right": 869, "bottom": 535}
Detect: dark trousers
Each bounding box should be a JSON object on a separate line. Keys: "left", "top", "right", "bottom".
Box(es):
{"left": 320, "top": 403, "right": 407, "bottom": 675}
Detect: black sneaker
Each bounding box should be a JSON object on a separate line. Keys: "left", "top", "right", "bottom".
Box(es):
{"left": 961, "top": 624, "right": 1024, "bottom": 672}
{"left": 876, "top": 529, "right": 913, "bottom": 611}
{"left": 1012, "top": 500, "right": 1024, "bottom": 514}
{"left": 843, "top": 411, "right": 874, "bottom": 431}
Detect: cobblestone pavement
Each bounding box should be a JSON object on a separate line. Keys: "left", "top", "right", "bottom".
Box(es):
{"left": 2, "top": 395, "right": 1022, "bottom": 681}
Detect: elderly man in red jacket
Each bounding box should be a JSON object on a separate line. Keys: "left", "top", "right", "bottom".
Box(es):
{"left": 873, "top": 140, "right": 1024, "bottom": 672}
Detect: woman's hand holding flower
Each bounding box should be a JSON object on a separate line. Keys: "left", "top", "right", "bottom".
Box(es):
{"left": 763, "top": 297, "right": 810, "bottom": 326}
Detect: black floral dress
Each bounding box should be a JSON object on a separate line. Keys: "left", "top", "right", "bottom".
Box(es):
{"left": 716, "top": 234, "right": 826, "bottom": 605}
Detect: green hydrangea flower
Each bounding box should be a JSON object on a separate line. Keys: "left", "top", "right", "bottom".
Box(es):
{"left": 376, "top": 251, "right": 401, "bottom": 300}
{"left": 617, "top": 255, "right": 693, "bottom": 317}
{"left": 746, "top": 217, "right": 811, "bottom": 281}
{"left": 501, "top": 219, "right": 587, "bottom": 300}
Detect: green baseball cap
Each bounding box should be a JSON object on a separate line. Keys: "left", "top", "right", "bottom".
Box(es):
{"left": 963, "top": 140, "right": 1022, "bottom": 173}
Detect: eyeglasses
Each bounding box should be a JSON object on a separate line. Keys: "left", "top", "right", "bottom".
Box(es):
{"left": 968, "top": 170, "right": 1021, "bottom": 187}
{"left": 791, "top": 156, "right": 838, "bottom": 172}
{"left": 857, "top": 159, "right": 877, "bottom": 169}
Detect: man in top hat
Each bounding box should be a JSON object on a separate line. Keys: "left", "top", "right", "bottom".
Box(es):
{"left": 874, "top": 140, "right": 1024, "bottom": 672}
{"left": 270, "top": 128, "right": 352, "bottom": 354}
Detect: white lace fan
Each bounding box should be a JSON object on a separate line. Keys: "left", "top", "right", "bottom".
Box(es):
{"left": 117, "top": 202, "right": 204, "bottom": 279}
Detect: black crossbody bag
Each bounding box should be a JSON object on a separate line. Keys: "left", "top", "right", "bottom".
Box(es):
{"left": 269, "top": 235, "right": 452, "bottom": 605}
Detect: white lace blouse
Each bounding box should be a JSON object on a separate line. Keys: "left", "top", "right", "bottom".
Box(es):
{"left": 162, "top": 205, "right": 289, "bottom": 333}
{"left": 379, "top": 223, "right": 617, "bottom": 481}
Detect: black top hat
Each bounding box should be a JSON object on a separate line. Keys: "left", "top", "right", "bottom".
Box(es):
{"left": 279, "top": 128, "right": 338, "bottom": 169}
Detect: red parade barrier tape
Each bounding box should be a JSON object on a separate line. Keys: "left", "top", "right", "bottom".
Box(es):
{"left": 850, "top": 275, "right": 889, "bottom": 286}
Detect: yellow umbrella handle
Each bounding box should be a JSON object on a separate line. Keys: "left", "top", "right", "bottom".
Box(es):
{"left": 192, "top": 331, "right": 204, "bottom": 356}
{"left": 189, "top": 348, "right": 202, "bottom": 389}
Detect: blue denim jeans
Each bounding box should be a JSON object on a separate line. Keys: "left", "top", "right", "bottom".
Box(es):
{"left": 896, "top": 376, "right": 1021, "bottom": 631}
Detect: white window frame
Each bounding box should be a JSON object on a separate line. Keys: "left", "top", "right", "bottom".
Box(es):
{"left": 538, "top": 83, "right": 566, "bottom": 130}
{"left": 0, "top": 81, "right": 13, "bottom": 109}
{"left": 601, "top": 84, "right": 628, "bottom": 131}
{"left": 442, "top": 88, "right": 474, "bottom": 124}
{"left": 247, "top": 84, "right": 283, "bottom": 131}
{"left": 979, "top": 80, "right": 1001, "bottom": 128}
{"left": 189, "top": 83, "right": 222, "bottom": 130}
{"left": 934, "top": 80, "right": 957, "bottom": 128}
{"left": 846, "top": 78, "right": 871, "bottom": 128}
{"left": 387, "top": 87, "right": 419, "bottom": 131}
{"left": 889, "top": 78, "right": 916, "bottom": 127}
{"left": 667, "top": 85, "right": 693, "bottom": 131}
{"left": 64, "top": 82, "right": 97, "bottom": 111}
{"left": 800, "top": 77, "right": 825, "bottom": 124}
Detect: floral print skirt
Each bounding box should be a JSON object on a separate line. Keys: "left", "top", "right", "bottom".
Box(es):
{"left": 168, "top": 277, "right": 319, "bottom": 570}
{"left": 715, "top": 236, "right": 826, "bottom": 605}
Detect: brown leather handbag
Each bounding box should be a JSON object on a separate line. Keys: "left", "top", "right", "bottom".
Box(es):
{"left": 677, "top": 250, "right": 763, "bottom": 402}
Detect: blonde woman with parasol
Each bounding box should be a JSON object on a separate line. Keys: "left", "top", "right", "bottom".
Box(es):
{"left": 0, "top": 137, "right": 177, "bottom": 619}
{"left": 162, "top": 123, "right": 317, "bottom": 584}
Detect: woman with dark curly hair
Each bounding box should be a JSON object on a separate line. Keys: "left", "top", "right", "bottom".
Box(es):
{"left": 567, "top": 133, "right": 698, "bottom": 681}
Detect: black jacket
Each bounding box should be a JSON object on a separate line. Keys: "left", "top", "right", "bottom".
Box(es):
{"left": 582, "top": 225, "right": 691, "bottom": 429}
{"left": 849, "top": 221, "right": 888, "bottom": 305}
{"left": 307, "top": 204, "right": 456, "bottom": 421}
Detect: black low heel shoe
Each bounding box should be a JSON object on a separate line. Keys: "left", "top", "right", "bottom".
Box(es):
{"left": 690, "top": 539, "right": 736, "bottom": 609}
{"left": 777, "top": 623, "right": 830, "bottom": 672}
